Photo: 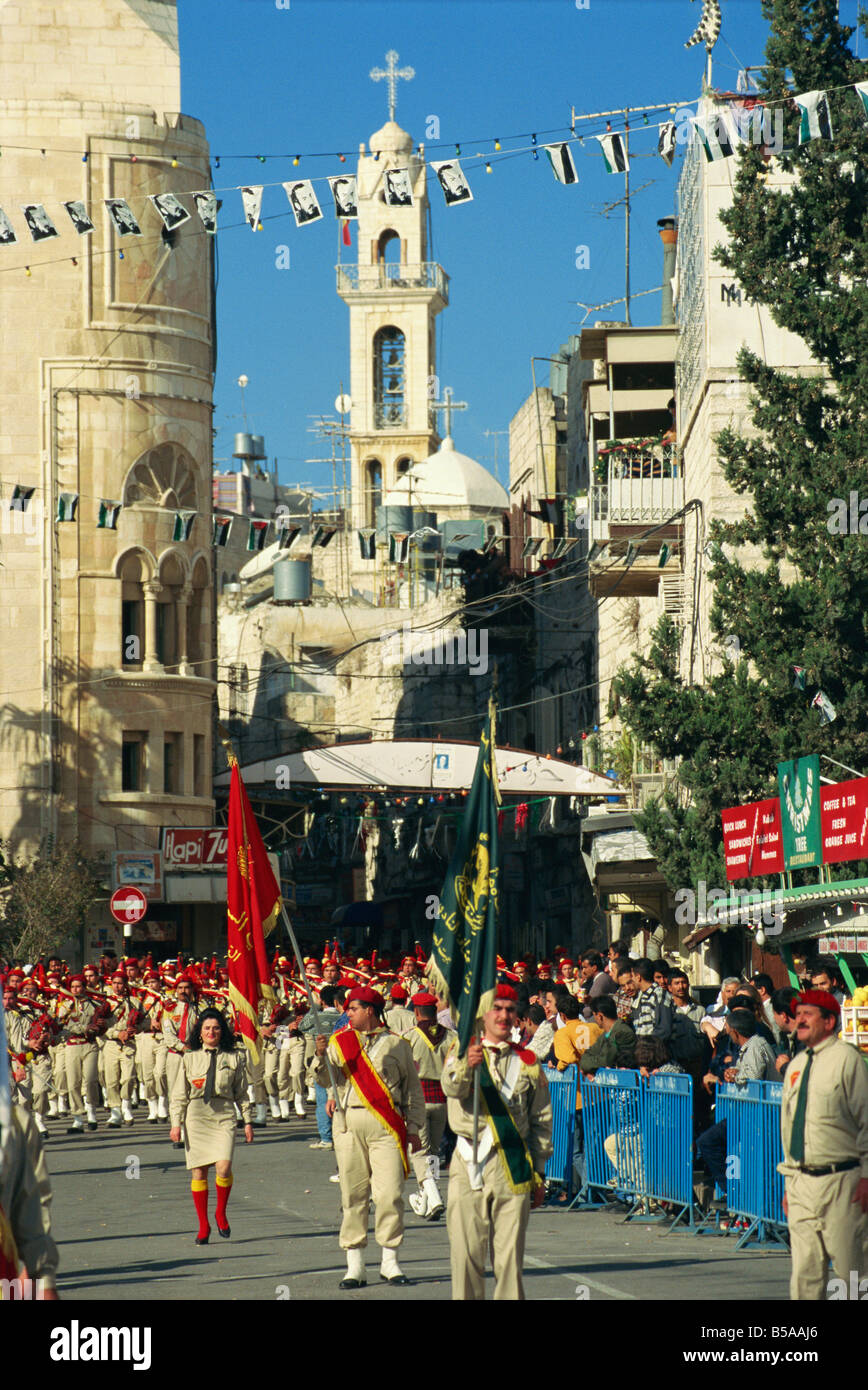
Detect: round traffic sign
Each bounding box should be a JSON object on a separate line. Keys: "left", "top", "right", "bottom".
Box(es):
{"left": 110, "top": 886, "right": 147, "bottom": 924}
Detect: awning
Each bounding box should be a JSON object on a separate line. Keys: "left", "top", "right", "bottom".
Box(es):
{"left": 590, "top": 828, "right": 655, "bottom": 874}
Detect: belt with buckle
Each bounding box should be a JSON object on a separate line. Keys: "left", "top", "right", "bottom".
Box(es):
{"left": 797, "top": 1159, "right": 859, "bottom": 1176}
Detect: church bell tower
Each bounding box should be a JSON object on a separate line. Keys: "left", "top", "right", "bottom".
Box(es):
{"left": 337, "top": 52, "right": 448, "bottom": 531}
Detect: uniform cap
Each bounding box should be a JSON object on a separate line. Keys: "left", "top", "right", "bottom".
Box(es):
{"left": 68, "top": 974, "right": 85, "bottom": 985}
{"left": 390, "top": 983, "right": 408, "bottom": 1001}
{"left": 347, "top": 985, "right": 385, "bottom": 1011}
{"left": 411, "top": 991, "right": 438, "bottom": 1008}
{"left": 495, "top": 983, "right": 518, "bottom": 1002}
{"left": 796, "top": 988, "right": 840, "bottom": 1018}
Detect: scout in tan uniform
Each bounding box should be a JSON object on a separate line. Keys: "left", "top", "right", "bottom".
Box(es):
{"left": 60, "top": 975, "right": 106, "bottom": 1133}
{"left": 13, "top": 981, "right": 55, "bottom": 1134}
{"left": 383, "top": 983, "right": 415, "bottom": 1036}
{"left": 134, "top": 972, "right": 164, "bottom": 1122}
{"left": 0, "top": 1103, "right": 60, "bottom": 1298}
{"left": 406, "top": 991, "right": 451, "bottom": 1221}
{"left": 442, "top": 983, "right": 553, "bottom": 1301}
{"left": 102, "top": 971, "right": 140, "bottom": 1126}
{"left": 314, "top": 985, "right": 426, "bottom": 1289}
{"left": 779, "top": 988, "right": 868, "bottom": 1300}
{"left": 161, "top": 974, "right": 199, "bottom": 1143}
{"left": 169, "top": 1008, "right": 253, "bottom": 1244}
{"left": 44, "top": 974, "right": 68, "bottom": 1118}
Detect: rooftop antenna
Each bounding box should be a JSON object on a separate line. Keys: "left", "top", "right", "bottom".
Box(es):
{"left": 237, "top": 374, "right": 249, "bottom": 431}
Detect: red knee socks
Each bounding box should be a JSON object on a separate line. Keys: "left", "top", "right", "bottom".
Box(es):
{"left": 215, "top": 1174, "right": 233, "bottom": 1231}
{"left": 192, "top": 1179, "right": 209, "bottom": 1239}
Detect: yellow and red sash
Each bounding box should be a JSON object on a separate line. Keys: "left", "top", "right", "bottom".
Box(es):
{"left": 332, "top": 1029, "right": 409, "bottom": 1175}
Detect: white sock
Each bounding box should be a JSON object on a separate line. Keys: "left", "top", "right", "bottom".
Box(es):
{"left": 346, "top": 1247, "right": 365, "bottom": 1281}
{"left": 380, "top": 1247, "right": 403, "bottom": 1278}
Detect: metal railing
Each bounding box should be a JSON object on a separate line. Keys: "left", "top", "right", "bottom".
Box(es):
{"left": 714, "top": 1080, "right": 788, "bottom": 1250}
{"left": 590, "top": 440, "right": 683, "bottom": 545}
{"left": 336, "top": 261, "right": 450, "bottom": 301}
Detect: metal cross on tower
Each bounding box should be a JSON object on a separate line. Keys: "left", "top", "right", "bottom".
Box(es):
{"left": 369, "top": 50, "right": 415, "bottom": 123}
{"left": 430, "top": 387, "right": 468, "bottom": 440}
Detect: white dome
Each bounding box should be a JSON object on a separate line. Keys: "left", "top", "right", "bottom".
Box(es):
{"left": 369, "top": 120, "right": 414, "bottom": 156}
{"left": 382, "top": 437, "right": 509, "bottom": 514}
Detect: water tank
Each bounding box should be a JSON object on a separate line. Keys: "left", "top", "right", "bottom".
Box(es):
{"left": 375, "top": 503, "right": 413, "bottom": 543}
{"left": 250, "top": 434, "right": 266, "bottom": 460}
{"left": 233, "top": 432, "right": 255, "bottom": 459}
{"left": 273, "top": 559, "right": 312, "bottom": 604}
{"left": 411, "top": 509, "right": 440, "bottom": 551}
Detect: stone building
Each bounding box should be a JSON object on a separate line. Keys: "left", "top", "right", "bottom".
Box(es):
{"left": 0, "top": 0, "right": 217, "bottom": 961}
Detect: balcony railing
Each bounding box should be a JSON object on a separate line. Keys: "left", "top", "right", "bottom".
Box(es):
{"left": 336, "top": 262, "right": 449, "bottom": 301}
{"left": 590, "top": 439, "right": 683, "bottom": 545}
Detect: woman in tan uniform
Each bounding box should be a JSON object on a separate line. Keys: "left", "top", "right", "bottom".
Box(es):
{"left": 169, "top": 1008, "right": 253, "bottom": 1245}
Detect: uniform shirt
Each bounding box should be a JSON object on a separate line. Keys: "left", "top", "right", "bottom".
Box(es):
{"left": 169, "top": 1047, "right": 253, "bottom": 1127}
{"left": 162, "top": 999, "right": 199, "bottom": 1051}
{"left": 59, "top": 997, "right": 97, "bottom": 1042}
{"left": 383, "top": 1004, "right": 415, "bottom": 1036}
{"left": 104, "top": 996, "right": 138, "bottom": 1043}
{"left": 406, "top": 1022, "right": 452, "bottom": 1083}
{"left": 0, "top": 1105, "right": 58, "bottom": 1290}
{"left": 779, "top": 1034, "right": 868, "bottom": 1178}
{"left": 441, "top": 1038, "right": 553, "bottom": 1175}
{"left": 313, "top": 1026, "right": 426, "bottom": 1136}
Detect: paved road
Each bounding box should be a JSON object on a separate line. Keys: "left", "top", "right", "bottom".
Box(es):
{"left": 41, "top": 1108, "right": 792, "bottom": 1302}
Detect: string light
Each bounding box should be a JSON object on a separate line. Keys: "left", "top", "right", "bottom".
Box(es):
{"left": 643, "top": 112, "right": 649, "bottom": 124}
{"left": 455, "top": 143, "right": 461, "bottom": 156}
{"left": 494, "top": 138, "right": 501, "bottom": 151}
{"left": 171, "top": 158, "right": 178, "bottom": 168}
{"left": 130, "top": 154, "right": 138, "bottom": 163}
{"left": 118, "top": 250, "right": 124, "bottom": 260}
{"left": 338, "top": 153, "right": 346, "bottom": 162}
{"left": 485, "top": 161, "right": 492, "bottom": 174}
{"left": 71, "top": 257, "right": 78, "bottom": 266}
{"left": 214, "top": 156, "right": 220, "bottom": 169}
{"left": 256, "top": 155, "right": 266, "bottom": 163}
{"left": 81, "top": 152, "right": 87, "bottom": 162}
{"left": 256, "top": 220, "right": 263, "bottom": 231}
{"left": 532, "top": 133, "right": 538, "bottom": 160}
{"left": 25, "top": 266, "right": 31, "bottom": 276}
{"left": 293, "top": 155, "right": 300, "bottom": 166}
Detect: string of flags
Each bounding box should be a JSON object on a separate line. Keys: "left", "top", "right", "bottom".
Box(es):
{"left": 2, "top": 81, "right": 865, "bottom": 258}
{"left": 793, "top": 666, "right": 837, "bottom": 725}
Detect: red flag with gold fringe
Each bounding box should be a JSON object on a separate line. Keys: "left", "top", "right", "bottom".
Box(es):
{"left": 226, "top": 756, "right": 279, "bottom": 1063}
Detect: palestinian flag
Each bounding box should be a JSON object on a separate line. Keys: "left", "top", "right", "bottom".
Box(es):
{"left": 98, "top": 499, "right": 122, "bottom": 529}
{"left": 595, "top": 132, "right": 629, "bottom": 173}
{"left": 427, "top": 697, "right": 500, "bottom": 1057}
{"left": 277, "top": 524, "right": 301, "bottom": 551}
{"left": 695, "top": 111, "right": 739, "bottom": 161}
{"left": 856, "top": 82, "right": 868, "bottom": 124}
{"left": 389, "top": 531, "right": 409, "bottom": 563}
{"left": 358, "top": 528, "right": 376, "bottom": 559}
{"left": 658, "top": 121, "right": 677, "bottom": 167}
{"left": 11, "top": 485, "right": 34, "bottom": 511}
{"left": 247, "top": 519, "right": 269, "bottom": 551}
{"left": 792, "top": 666, "right": 806, "bottom": 690}
{"left": 795, "top": 90, "right": 833, "bottom": 144}
{"left": 56, "top": 492, "right": 79, "bottom": 523}
{"left": 213, "top": 515, "right": 232, "bottom": 547}
{"left": 173, "top": 510, "right": 196, "bottom": 542}
{"left": 543, "top": 142, "right": 578, "bottom": 184}
{"left": 811, "top": 690, "right": 837, "bottom": 725}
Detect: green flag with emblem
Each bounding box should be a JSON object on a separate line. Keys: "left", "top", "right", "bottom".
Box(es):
{"left": 427, "top": 697, "right": 500, "bottom": 1058}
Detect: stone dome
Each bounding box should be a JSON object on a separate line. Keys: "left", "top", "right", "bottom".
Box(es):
{"left": 382, "top": 437, "right": 509, "bottom": 514}
{"left": 369, "top": 120, "right": 414, "bottom": 156}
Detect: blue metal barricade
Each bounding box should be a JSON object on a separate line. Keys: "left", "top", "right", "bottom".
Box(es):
{"left": 544, "top": 1065, "right": 578, "bottom": 1196}
{"left": 715, "top": 1080, "right": 788, "bottom": 1250}
{"left": 579, "top": 1069, "right": 697, "bottom": 1230}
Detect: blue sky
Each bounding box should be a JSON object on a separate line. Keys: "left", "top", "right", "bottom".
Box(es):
{"left": 175, "top": 0, "right": 861, "bottom": 500}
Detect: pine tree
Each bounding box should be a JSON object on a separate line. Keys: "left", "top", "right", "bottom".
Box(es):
{"left": 611, "top": 0, "right": 868, "bottom": 895}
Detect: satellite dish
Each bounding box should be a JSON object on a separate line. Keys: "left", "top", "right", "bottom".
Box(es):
{"left": 335, "top": 394, "right": 352, "bottom": 415}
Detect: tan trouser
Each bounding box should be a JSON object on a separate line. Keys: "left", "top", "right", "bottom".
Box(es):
{"left": 411, "top": 1103, "right": 447, "bottom": 1186}
{"left": 447, "top": 1151, "right": 531, "bottom": 1301}
{"left": 137, "top": 1033, "right": 158, "bottom": 1100}
{"left": 263, "top": 1045, "right": 279, "bottom": 1097}
{"left": 50, "top": 1043, "right": 67, "bottom": 1100}
{"left": 333, "top": 1106, "right": 405, "bottom": 1251}
{"left": 65, "top": 1042, "right": 99, "bottom": 1114}
{"left": 786, "top": 1168, "right": 868, "bottom": 1300}
{"left": 165, "top": 1049, "right": 184, "bottom": 1103}
{"left": 30, "top": 1055, "right": 52, "bottom": 1115}
{"left": 153, "top": 1040, "right": 167, "bottom": 1098}
{"left": 248, "top": 1048, "right": 267, "bottom": 1104}
{"left": 103, "top": 1039, "right": 136, "bottom": 1106}
{"left": 277, "top": 1038, "right": 306, "bottom": 1100}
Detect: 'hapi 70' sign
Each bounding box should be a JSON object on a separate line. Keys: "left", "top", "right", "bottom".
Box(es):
{"left": 162, "top": 827, "right": 228, "bottom": 869}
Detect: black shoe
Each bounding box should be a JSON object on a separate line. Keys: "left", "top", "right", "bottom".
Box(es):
{"left": 66, "top": 1125, "right": 84, "bottom": 1135}
{"left": 216, "top": 1223, "right": 231, "bottom": 1239}
{"left": 87, "top": 1122, "right": 97, "bottom": 1131}
{"left": 148, "top": 1117, "right": 159, "bottom": 1125}
{"left": 379, "top": 1273, "right": 410, "bottom": 1285}
{"left": 173, "top": 1140, "right": 184, "bottom": 1149}
{"left": 195, "top": 1233, "right": 210, "bottom": 1246}
{"left": 339, "top": 1277, "right": 366, "bottom": 1289}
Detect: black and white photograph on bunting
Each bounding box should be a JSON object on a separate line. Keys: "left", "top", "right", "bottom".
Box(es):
{"left": 542, "top": 143, "right": 578, "bottom": 185}
{"left": 105, "top": 198, "right": 142, "bottom": 236}
{"left": 240, "top": 185, "right": 263, "bottom": 231}
{"left": 327, "top": 175, "right": 358, "bottom": 219}
{"left": 383, "top": 167, "right": 414, "bottom": 207}
{"left": 149, "top": 192, "right": 191, "bottom": 231}
{"left": 21, "top": 204, "right": 59, "bottom": 241}
{"left": 0, "top": 209, "right": 17, "bottom": 246}
{"left": 63, "top": 200, "right": 94, "bottom": 235}
{"left": 283, "top": 180, "right": 323, "bottom": 227}
{"left": 191, "top": 190, "right": 218, "bottom": 234}
{"left": 658, "top": 121, "right": 678, "bottom": 167}
{"left": 431, "top": 160, "right": 473, "bottom": 205}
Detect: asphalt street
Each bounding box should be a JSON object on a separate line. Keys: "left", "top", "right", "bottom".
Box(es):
{"left": 37, "top": 1105, "right": 794, "bottom": 1303}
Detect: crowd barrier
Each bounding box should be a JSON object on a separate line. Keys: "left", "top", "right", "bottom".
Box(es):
{"left": 714, "top": 1079, "right": 788, "bottom": 1250}
{"left": 543, "top": 1066, "right": 789, "bottom": 1250}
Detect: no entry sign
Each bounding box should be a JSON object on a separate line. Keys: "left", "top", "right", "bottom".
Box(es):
{"left": 110, "top": 886, "right": 147, "bottom": 924}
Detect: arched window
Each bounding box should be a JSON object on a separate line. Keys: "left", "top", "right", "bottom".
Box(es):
{"left": 157, "top": 552, "right": 185, "bottom": 672}
{"left": 395, "top": 456, "right": 413, "bottom": 476}
{"left": 377, "top": 229, "right": 401, "bottom": 264}
{"left": 365, "top": 459, "right": 383, "bottom": 528}
{"left": 119, "top": 551, "right": 147, "bottom": 668}
{"left": 187, "top": 557, "right": 210, "bottom": 678}
{"left": 374, "top": 326, "right": 405, "bottom": 428}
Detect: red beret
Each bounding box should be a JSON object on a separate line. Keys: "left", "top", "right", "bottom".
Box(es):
{"left": 495, "top": 983, "right": 518, "bottom": 1002}
{"left": 68, "top": 974, "right": 85, "bottom": 985}
{"left": 347, "top": 985, "right": 385, "bottom": 1011}
{"left": 796, "top": 989, "right": 840, "bottom": 1018}
{"left": 411, "top": 991, "right": 438, "bottom": 1008}
{"left": 390, "top": 984, "right": 408, "bottom": 1001}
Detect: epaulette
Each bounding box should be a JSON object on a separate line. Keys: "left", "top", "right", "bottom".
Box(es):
{"left": 511, "top": 1043, "right": 537, "bottom": 1066}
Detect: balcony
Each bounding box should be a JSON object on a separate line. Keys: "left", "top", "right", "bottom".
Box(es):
{"left": 588, "top": 439, "right": 683, "bottom": 597}
{"left": 336, "top": 261, "right": 449, "bottom": 306}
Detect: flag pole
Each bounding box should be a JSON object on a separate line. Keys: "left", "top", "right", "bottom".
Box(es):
{"left": 278, "top": 902, "right": 345, "bottom": 1116}
{"left": 471, "top": 675, "right": 500, "bottom": 1170}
